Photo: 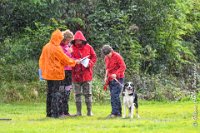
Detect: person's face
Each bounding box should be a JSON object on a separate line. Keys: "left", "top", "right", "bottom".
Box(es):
{"left": 64, "top": 38, "right": 73, "bottom": 45}
{"left": 75, "top": 40, "right": 83, "bottom": 45}
{"left": 106, "top": 52, "right": 112, "bottom": 58}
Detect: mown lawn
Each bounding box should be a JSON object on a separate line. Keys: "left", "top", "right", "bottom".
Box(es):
{"left": 0, "top": 101, "right": 199, "bottom": 133}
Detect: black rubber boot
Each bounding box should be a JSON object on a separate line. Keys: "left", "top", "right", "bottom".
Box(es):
{"left": 75, "top": 102, "right": 82, "bottom": 116}
{"left": 86, "top": 102, "right": 93, "bottom": 116}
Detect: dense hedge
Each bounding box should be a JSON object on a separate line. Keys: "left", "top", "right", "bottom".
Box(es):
{"left": 0, "top": 0, "right": 200, "bottom": 102}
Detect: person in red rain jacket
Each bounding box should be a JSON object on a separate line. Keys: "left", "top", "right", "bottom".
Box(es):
{"left": 71, "top": 30, "right": 97, "bottom": 116}
{"left": 102, "top": 45, "right": 126, "bottom": 118}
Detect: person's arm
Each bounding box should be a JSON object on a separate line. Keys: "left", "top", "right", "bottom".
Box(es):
{"left": 56, "top": 46, "right": 77, "bottom": 67}
{"left": 115, "top": 54, "right": 126, "bottom": 78}
{"left": 88, "top": 46, "right": 97, "bottom": 68}
{"left": 104, "top": 57, "right": 109, "bottom": 82}
{"left": 39, "top": 47, "right": 45, "bottom": 69}
{"left": 104, "top": 69, "right": 108, "bottom": 82}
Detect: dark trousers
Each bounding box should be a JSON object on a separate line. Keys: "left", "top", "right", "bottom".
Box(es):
{"left": 109, "top": 78, "right": 124, "bottom": 115}
{"left": 60, "top": 90, "right": 70, "bottom": 115}
{"left": 60, "top": 70, "right": 72, "bottom": 115}
{"left": 46, "top": 80, "right": 62, "bottom": 118}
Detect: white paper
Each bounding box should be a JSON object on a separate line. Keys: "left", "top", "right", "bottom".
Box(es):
{"left": 81, "top": 57, "right": 90, "bottom": 67}
{"left": 80, "top": 55, "right": 89, "bottom": 62}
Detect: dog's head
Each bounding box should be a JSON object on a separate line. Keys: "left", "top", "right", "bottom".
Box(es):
{"left": 123, "top": 82, "right": 135, "bottom": 94}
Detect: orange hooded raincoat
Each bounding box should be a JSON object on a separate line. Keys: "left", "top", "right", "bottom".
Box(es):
{"left": 39, "top": 29, "right": 76, "bottom": 80}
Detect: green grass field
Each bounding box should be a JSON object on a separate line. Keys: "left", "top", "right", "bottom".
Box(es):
{"left": 0, "top": 101, "right": 199, "bottom": 133}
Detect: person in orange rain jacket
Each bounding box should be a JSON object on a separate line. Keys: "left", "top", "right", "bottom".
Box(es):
{"left": 102, "top": 45, "right": 126, "bottom": 118}
{"left": 39, "top": 29, "right": 80, "bottom": 118}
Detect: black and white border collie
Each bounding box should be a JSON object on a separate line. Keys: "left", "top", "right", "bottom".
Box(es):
{"left": 122, "top": 82, "right": 140, "bottom": 119}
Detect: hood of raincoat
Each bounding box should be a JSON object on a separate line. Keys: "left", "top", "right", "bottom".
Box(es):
{"left": 71, "top": 31, "right": 87, "bottom": 45}
{"left": 50, "top": 29, "right": 64, "bottom": 46}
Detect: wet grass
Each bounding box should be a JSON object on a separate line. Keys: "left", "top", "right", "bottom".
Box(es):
{"left": 0, "top": 101, "right": 199, "bottom": 133}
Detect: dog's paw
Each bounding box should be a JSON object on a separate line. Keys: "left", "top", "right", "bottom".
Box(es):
{"left": 137, "top": 115, "right": 140, "bottom": 119}
{"left": 128, "top": 113, "right": 133, "bottom": 117}
{"left": 122, "top": 116, "right": 126, "bottom": 119}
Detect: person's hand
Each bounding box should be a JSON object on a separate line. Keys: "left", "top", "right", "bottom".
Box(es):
{"left": 75, "top": 59, "right": 81, "bottom": 64}
{"left": 104, "top": 77, "right": 107, "bottom": 83}
{"left": 111, "top": 74, "right": 116, "bottom": 79}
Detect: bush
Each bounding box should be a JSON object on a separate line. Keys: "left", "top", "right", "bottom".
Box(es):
{"left": 1, "top": 81, "right": 46, "bottom": 103}
{"left": 92, "top": 76, "right": 110, "bottom": 102}
{"left": 132, "top": 72, "right": 200, "bottom": 101}
{"left": 0, "top": 22, "right": 67, "bottom": 65}
{"left": 0, "top": 77, "right": 111, "bottom": 103}
{"left": 0, "top": 0, "right": 64, "bottom": 42}
{"left": 0, "top": 0, "right": 200, "bottom": 103}
{"left": 0, "top": 60, "right": 39, "bottom": 82}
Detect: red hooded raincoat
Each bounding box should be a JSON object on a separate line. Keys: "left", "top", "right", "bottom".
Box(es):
{"left": 71, "top": 31, "right": 97, "bottom": 82}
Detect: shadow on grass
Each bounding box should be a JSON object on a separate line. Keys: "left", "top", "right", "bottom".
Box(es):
{"left": 28, "top": 115, "right": 90, "bottom": 121}
{"left": 28, "top": 117, "right": 51, "bottom": 121}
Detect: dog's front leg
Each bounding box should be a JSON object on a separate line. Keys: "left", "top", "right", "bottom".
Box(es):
{"left": 136, "top": 108, "right": 140, "bottom": 118}
{"left": 129, "top": 103, "right": 135, "bottom": 119}
{"left": 122, "top": 100, "right": 126, "bottom": 118}
{"left": 122, "top": 104, "right": 126, "bottom": 118}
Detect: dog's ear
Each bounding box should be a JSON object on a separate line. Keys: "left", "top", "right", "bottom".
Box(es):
{"left": 122, "top": 91, "right": 125, "bottom": 96}
{"left": 122, "top": 84, "right": 125, "bottom": 92}
{"left": 131, "top": 83, "right": 135, "bottom": 92}
{"left": 123, "top": 83, "right": 128, "bottom": 91}
{"left": 122, "top": 83, "right": 126, "bottom": 96}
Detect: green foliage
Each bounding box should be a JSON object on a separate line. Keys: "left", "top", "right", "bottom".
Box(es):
{"left": 0, "top": 81, "right": 46, "bottom": 103}
{"left": 0, "top": 21, "right": 67, "bottom": 65}
{"left": 0, "top": 0, "right": 200, "bottom": 102}
{"left": 88, "top": 3, "right": 141, "bottom": 77}
{"left": 0, "top": 0, "right": 55, "bottom": 41}
{"left": 92, "top": 76, "right": 110, "bottom": 102}
{"left": 0, "top": 60, "right": 38, "bottom": 81}
{"left": 129, "top": 0, "right": 199, "bottom": 74}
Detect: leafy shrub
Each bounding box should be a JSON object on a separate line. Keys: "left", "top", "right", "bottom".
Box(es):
{"left": 133, "top": 72, "right": 200, "bottom": 101}
{"left": 0, "top": 60, "right": 38, "bottom": 82}
{"left": 4, "top": 89, "right": 24, "bottom": 102}
{"left": 0, "top": 21, "right": 67, "bottom": 65}
{"left": 1, "top": 81, "right": 46, "bottom": 103}
{"left": 0, "top": 0, "right": 200, "bottom": 102}
{"left": 92, "top": 77, "right": 110, "bottom": 102}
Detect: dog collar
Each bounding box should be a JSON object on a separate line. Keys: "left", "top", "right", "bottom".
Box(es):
{"left": 128, "top": 93, "right": 134, "bottom": 96}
